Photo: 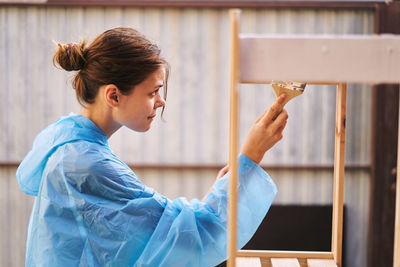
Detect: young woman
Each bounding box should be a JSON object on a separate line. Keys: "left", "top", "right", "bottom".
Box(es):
{"left": 17, "top": 27, "right": 288, "bottom": 267}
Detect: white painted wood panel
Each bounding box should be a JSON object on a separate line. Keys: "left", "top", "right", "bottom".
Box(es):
{"left": 240, "top": 35, "right": 400, "bottom": 84}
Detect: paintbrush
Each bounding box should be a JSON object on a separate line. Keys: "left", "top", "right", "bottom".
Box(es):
{"left": 271, "top": 81, "right": 306, "bottom": 106}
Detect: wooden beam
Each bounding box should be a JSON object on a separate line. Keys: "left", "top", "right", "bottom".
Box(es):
{"left": 0, "top": 0, "right": 379, "bottom": 8}
{"left": 0, "top": 161, "right": 371, "bottom": 171}
{"left": 236, "top": 257, "right": 262, "bottom": 267}
{"left": 237, "top": 250, "right": 334, "bottom": 259}
{"left": 227, "top": 8, "right": 240, "bottom": 267}
{"left": 239, "top": 35, "right": 400, "bottom": 84}
{"left": 307, "top": 259, "right": 337, "bottom": 267}
{"left": 331, "top": 83, "right": 346, "bottom": 267}
{"left": 271, "top": 258, "right": 301, "bottom": 267}
{"left": 243, "top": 82, "right": 340, "bottom": 85}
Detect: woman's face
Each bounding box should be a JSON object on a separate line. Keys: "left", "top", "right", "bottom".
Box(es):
{"left": 116, "top": 67, "right": 166, "bottom": 132}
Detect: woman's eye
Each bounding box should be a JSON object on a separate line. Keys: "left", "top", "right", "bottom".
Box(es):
{"left": 151, "top": 89, "right": 160, "bottom": 97}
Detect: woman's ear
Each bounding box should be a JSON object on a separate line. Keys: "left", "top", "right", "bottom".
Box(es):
{"left": 104, "top": 84, "right": 120, "bottom": 107}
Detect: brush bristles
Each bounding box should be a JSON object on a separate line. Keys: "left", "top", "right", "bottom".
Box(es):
{"left": 271, "top": 81, "right": 306, "bottom": 92}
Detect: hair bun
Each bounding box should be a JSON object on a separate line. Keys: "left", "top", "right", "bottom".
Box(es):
{"left": 53, "top": 40, "right": 87, "bottom": 71}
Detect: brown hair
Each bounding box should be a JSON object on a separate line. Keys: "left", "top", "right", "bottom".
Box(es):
{"left": 53, "top": 27, "right": 169, "bottom": 112}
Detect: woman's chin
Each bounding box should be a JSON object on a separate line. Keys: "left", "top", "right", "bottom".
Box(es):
{"left": 127, "top": 123, "right": 151, "bottom": 132}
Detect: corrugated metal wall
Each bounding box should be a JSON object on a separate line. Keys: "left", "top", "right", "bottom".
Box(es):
{"left": 0, "top": 6, "right": 373, "bottom": 267}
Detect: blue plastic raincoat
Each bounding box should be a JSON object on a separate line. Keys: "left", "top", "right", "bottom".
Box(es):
{"left": 17, "top": 114, "right": 277, "bottom": 267}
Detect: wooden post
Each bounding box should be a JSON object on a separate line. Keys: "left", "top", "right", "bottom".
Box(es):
{"left": 228, "top": 9, "right": 240, "bottom": 267}
{"left": 331, "top": 83, "right": 346, "bottom": 267}
{"left": 394, "top": 91, "right": 400, "bottom": 267}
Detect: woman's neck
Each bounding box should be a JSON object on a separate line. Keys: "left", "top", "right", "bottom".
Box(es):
{"left": 80, "top": 104, "right": 121, "bottom": 139}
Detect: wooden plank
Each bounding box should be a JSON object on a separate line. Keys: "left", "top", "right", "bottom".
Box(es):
{"left": 236, "top": 257, "right": 262, "bottom": 267}
{"left": 307, "top": 259, "right": 337, "bottom": 267}
{"left": 394, "top": 91, "right": 400, "bottom": 267}
{"left": 331, "top": 84, "right": 346, "bottom": 267}
{"left": 0, "top": 161, "right": 371, "bottom": 171}
{"left": 227, "top": 8, "right": 240, "bottom": 267}
{"left": 242, "top": 81, "right": 339, "bottom": 85}
{"left": 237, "top": 250, "right": 334, "bottom": 259}
{"left": 0, "top": 1, "right": 379, "bottom": 9}
{"left": 271, "top": 258, "right": 301, "bottom": 267}
{"left": 239, "top": 35, "right": 400, "bottom": 84}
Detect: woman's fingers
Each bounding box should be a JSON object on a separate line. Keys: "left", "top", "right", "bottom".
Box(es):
{"left": 216, "top": 165, "right": 229, "bottom": 180}
{"left": 270, "top": 109, "right": 288, "bottom": 133}
{"left": 240, "top": 94, "right": 289, "bottom": 164}
{"left": 263, "top": 94, "right": 286, "bottom": 123}
{"left": 275, "top": 119, "right": 288, "bottom": 141}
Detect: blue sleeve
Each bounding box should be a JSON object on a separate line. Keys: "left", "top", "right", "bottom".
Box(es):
{"left": 29, "top": 143, "right": 277, "bottom": 267}
{"left": 137, "top": 153, "right": 277, "bottom": 266}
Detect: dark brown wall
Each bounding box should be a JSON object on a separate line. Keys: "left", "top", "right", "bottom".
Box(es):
{"left": 369, "top": 2, "right": 400, "bottom": 267}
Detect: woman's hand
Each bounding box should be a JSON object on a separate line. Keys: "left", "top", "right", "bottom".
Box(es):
{"left": 202, "top": 95, "right": 287, "bottom": 202}
{"left": 241, "top": 94, "right": 288, "bottom": 164}
{"left": 216, "top": 165, "right": 229, "bottom": 180}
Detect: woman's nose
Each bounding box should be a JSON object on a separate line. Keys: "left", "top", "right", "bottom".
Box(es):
{"left": 155, "top": 95, "right": 166, "bottom": 108}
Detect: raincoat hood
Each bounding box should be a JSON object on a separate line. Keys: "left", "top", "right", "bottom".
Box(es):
{"left": 16, "top": 114, "right": 108, "bottom": 196}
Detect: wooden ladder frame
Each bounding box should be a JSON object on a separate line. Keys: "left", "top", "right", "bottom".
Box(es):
{"left": 227, "top": 9, "right": 400, "bottom": 267}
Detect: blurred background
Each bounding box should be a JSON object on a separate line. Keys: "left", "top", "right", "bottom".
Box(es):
{"left": 0, "top": 1, "right": 399, "bottom": 267}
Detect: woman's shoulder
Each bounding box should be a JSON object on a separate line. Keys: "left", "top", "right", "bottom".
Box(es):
{"left": 61, "top": 140, "right": 130, "bottom": 173}
{"left": 58, "top": 139, "right": 113, "bottom": 164}
{"left": 44, "top": 140, "right": 146, "bottom": 199}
